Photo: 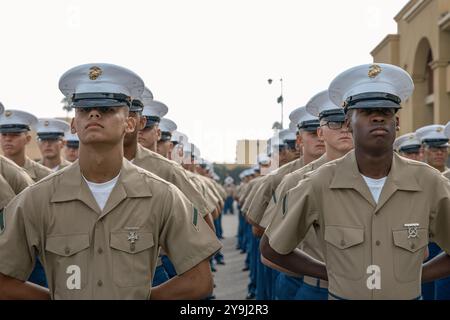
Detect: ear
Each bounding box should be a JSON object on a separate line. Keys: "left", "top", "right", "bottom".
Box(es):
{"left": 138, "top": 116, "right": 146, "bottom": 131}
{"left": 395, "top": 116, "right": 400, "bottom": 132}
{"left": 317, "top": 126, "right": 324, "bottom": 140}
{"left": 157, "top": 127, "right": 161, "bottom": 140}
{"left": 25, "top": 134, "right": 32, "bottom": 144}
{"left": 59, "top": 139, "right": 65, "bottom": 150}
{"left": 345, "top": 117, "right": 352, "bottom": 133}
{"left": 125, "top": 116, "right": 136, "bottom": 134}
{"left": 70, "top": 118, "right": 77, "bottom": 134}
{"left": 296, "top": 132, "right": 303, "bottom": 147}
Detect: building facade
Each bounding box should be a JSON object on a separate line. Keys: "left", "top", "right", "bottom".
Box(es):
{"left": 235, "top": 139, "right": 268, "bottom": 165}
{"left": 371, "top": 0, "right": 450, "bottom": 134}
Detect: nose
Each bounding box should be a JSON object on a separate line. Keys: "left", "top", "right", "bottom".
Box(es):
{"left": 371, "top": 113, "right": 385, "bottom": 124}
{"left": 88, "top": 108, "right": 101, "bottom": 119}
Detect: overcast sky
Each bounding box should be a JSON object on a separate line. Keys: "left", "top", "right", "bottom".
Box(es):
{"left": 0, "top": 0, "right": 409, "bottom": 163}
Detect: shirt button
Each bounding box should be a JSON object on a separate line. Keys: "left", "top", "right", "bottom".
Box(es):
{"left": 97, "top": 248, "right": 103, "bottom": 254}
{"left": 410, "top": 243, "right": 416, "bottom": 250}
{"left": 340, "top": 239, "right": 346, "bottom": 247}
{"left": 376, "top": 241, "right": 381, "bottom": 246}
{"left": 64, "top": 247, "right": 70, "bottom": 255}
{"left": 97, "top": 280, "right": 103, "bottom": 287}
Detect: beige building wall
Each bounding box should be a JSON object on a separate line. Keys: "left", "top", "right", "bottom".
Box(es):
{"left": 371, "top": 0, "right": 450, "bottom": 135}
{"left": 235, "top": 139, "right": 268, "bottom": 165}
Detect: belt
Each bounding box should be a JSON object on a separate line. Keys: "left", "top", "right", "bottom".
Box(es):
{"left": 328, "top": 292, "right": 422, "bottom": 300}
{"left": 303, "top": 276, "right": 328, "bottom": 289}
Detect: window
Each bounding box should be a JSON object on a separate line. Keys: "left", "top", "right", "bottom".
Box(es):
{"left": 426, "top": 50, "right": 434, "bottom": 95}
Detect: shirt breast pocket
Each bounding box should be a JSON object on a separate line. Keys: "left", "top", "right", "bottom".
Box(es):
{"left": 392, "top": 228, "right": 428, "bottom": 283}
{"left": 110, "top": 231, "right": 155, "bottom": 288}
{"left": 45, "top": 233, "right": 90, "bottom": 290}
{"left": 324, "top": 225, "right": 365, "bottom": 280}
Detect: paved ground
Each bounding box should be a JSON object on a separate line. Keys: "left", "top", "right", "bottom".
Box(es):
{"left": 214, "top": 213, "right": 249, "bottom": 300}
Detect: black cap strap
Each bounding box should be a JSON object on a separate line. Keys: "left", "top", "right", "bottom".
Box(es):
{"left": 66, "top": 141, "right": 80, "bottom": 148}
{"left": 423, "top": 139, "right": 449, "bottom": 147}
{"left": 399, "top": 144, "right": 421, "bottom": 153}
{"left": 145, "top": 116, "right": 161, "bottom": 128}
{"left": 319, "top": 109, "right": 345, "bottom": 120}
{"left": 71, "top": 93, "right": 132, "bottom": 108}
{"left": 0, "top": 124, "right": 30, "bottom": 133}
{"left": 130, "top": 99, "right": 144, "bottom": 112}
{"left": 285, "top": 140, "right": 296, "bottom": 150}
{"left": 160, "top": 132, "right": 172, "bottom": 142}
{"left": 298, "top": 119, "right": 320, "bottom": 132}
{"left": 344, "top": 92, "right": 401, "bottom": 110}
{"left": 37, "top": 132, "right": 64, "bottom": 140}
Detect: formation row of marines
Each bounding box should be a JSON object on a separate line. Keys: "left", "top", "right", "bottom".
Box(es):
{"left": 231, "top": 63, "right": 450, "bottom": 300}
{"left": 0, "top": 63, "right": 228, "bottom": 299}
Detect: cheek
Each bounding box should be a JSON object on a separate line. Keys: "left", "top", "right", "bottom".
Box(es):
{"left": 310, "top": 135, "right": 320, "bottom": 145}
{"left": 142, "top": 131, "right": 152, "bottom": 140}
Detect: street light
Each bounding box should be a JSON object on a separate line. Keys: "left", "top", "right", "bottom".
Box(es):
{"left": 267, "top": 78, "right": 284, "bottom": 129}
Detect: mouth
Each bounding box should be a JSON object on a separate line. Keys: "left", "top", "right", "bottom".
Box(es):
{"left": 85, "top": 122, "right": 104, "bottom": 129}
{"left": 370, "top": 127, "right": 389, "bottom": 135}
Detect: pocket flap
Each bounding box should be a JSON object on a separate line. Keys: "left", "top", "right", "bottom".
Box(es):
{"left": 392, "top": 228, "right": 428, "bottom": 253}
{"left": 45, "top": 233, "right": 90, "bottom": 257}
{"left": 110, "top": 231, "right": 154, "bottom": 254}
{"left": 325, "top": 225, "right": 364, "bottom": 249}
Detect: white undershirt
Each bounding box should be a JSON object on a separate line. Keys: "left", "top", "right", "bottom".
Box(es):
{"left": 361, "top": 175, "right": 387, "bottom": 204}
{"left": 83, "top": 173, "right": 120, "bottom": 210}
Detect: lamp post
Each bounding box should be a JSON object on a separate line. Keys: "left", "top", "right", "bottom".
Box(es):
{"left": 268, "top": 78, "right": 284, "bottom": 129}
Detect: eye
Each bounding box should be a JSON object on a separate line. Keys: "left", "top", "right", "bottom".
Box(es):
{"left": 99, "top": 107, "right": 114, "bottom": 114}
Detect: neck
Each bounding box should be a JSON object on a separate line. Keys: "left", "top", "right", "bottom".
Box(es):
{"left": 355, "top": 147, "right": 393, "bottom": 179}
{"left": 303, "top": 152, "right": 319, "bottom": 166}
{"left": 124, "top": 138, "right": 138, "bottom": 161}
{"left": 434, "top": 165, "right": 446, "bottom": 173}
{"left": 148, "top": 142, "right": 157, "bottom": 153}
{"left": 79, "top": 144, "right": 123, "bottom": 183}
{"left": 325, "top": 145, "right": 349, "bottom": 161}
{"left": 43, "top": 156, "right": 61, "bottom": 169}
{"left": 7, "top": 150, "right": 26, "bottom": 167}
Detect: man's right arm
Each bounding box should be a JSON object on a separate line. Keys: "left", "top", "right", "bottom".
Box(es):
{"left": 260, "top": 178, "right": 323, "bottom": 278}
{"left": 0, "top": 193, "right": 44, "bottom": 300}
{"left": 260, "top": 234, "right": 327, "bottom": 280}
{"left": 0, "top": 274, "right": 50, "bottom": 300}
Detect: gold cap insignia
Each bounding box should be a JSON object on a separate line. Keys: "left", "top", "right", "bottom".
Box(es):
{"left": 368, "top": 64, "right": 382, "bottom": 79}
{"left": 4, "top": 110, "right": 12, "bottom": 117}
{"left": 437, "top": 127, "right": 443, "bottom": 133}
{"left": 44, "top": 121, "right": 49, "bottom": 127}
{"left": 89, "top": 66, "right": 103, "bottom": 80}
